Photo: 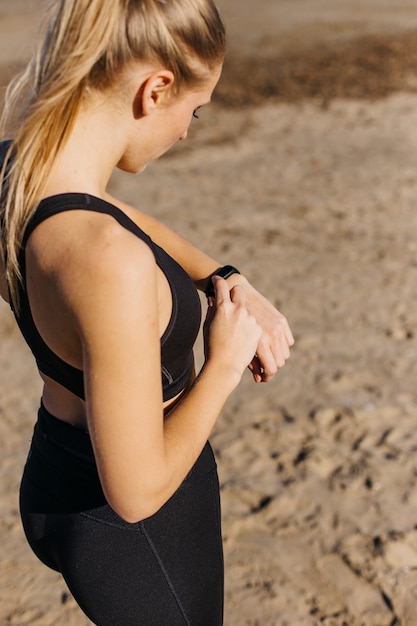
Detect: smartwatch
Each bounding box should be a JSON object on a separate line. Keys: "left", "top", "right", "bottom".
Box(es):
{"left": 205, "top": 265, "right": 241, "bottom": 299}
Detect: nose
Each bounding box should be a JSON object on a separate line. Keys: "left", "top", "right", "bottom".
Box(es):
{"left": 179, "top": 129, "right": 188, "bottom": 141}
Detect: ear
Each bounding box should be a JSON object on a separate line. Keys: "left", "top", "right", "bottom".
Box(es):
{"left": 133, "top": 70, "right": 175, "bottom": 119}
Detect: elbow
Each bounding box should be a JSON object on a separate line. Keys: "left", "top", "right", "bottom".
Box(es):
{"left": 98, "top": 462, "right": 177, "bottom": 523}
{"left": 113, "top": 502, "right": 162, "bottom": 524}
{"left": 105, "top": 489, "right": 168, "bottom": 524}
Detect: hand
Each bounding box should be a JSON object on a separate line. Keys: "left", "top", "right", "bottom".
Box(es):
{"left": 231, "top": 276, "right": 294, "bottom": 383}
{"left": 203, "top": 276, "right": 262, "bottom": 383}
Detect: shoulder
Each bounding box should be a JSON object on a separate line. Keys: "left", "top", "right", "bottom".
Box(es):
{"left": 28, "top": 207, "right": 157, "bottom": 308}
{"left": 29, "top": 206, "right": 154, "bottom": 266}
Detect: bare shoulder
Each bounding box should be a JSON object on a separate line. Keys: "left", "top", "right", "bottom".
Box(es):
{"left": 27, "top": 208, "right": 157, "bottom": 316}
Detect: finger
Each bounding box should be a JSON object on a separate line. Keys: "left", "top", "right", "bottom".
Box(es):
{"left": 229, "top": 283, "right": 247, "bottom": 306}
{"left": 257, "top": 350, "right": 278, "bottom": 382}
{"left": 255, "top": 334, "right": 287, "bottom": 382}
{"left": 271, "top": 313, "right": 295, "bottom": 349}
{"left": 269, "top": 336, "right": 290, "bottom": 369}
{"left": 248, "top": 355, "right": 263, "bottom": 383}
{"left": 203, "top": 296, "right": 216, "bottom": 332}
{"left": 262, "top": 318, "right": 293, "bottom": 363}
{"left": 283, "top": 321, "right": 295, "bottom": 346}
{"left": 203, "top": 298, "right": 216, "bottom": 324}
{"left": 211, "top": 275, "right": 232, "bottom": 303}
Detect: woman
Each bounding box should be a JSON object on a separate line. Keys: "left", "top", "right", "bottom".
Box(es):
{"left": 0, "top": 0, "right": 294, "bottom": 624}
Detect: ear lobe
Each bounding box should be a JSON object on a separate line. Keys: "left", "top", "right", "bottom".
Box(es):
{"left": 136, "top": 70, "right": 175, "bottom": 118}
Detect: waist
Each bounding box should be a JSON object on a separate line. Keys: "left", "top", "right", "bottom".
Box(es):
{"left": 35, "top": 402, "right": 95, "bottom": 463}
{"left": 32, "top": 402, "right": 216, "bottom": 484}
{"left": 40, "top": 363, "right": 196, "bottom": 430}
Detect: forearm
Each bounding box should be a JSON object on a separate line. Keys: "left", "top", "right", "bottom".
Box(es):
{"left": 104, "top": 194, "right": 294, "bottom": 382}
{"left": 104, "top": 193, "right": 221, "bottom": 288}
{"left": 101, "top": 358, "right": 241, "bottom": 524}
{"left": 88, "top": 361, "right": 236, "bottom": 524}
{"left": 144, "top": 221, "right": 220, "bottom": 289}
{"left": 136, "top": 216, "right": 247, "bottom": 293}
{"left": 162, "top": 360, "right": 239, "bottom": 470}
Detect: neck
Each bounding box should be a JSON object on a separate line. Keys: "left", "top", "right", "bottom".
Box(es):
{"left": 42, "top": 93, "right": 130, "bottom": 199}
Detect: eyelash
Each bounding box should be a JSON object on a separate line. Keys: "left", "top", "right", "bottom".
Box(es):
{"left": 192, "top": 110, "right": 199, "bottom": 119}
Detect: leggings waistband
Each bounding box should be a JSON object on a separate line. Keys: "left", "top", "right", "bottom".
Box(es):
{"left": 36, "top": 401, "right": 96, "bottom": 461}
{"left": 33, "top": 402, "right": 216, "bottom": 484}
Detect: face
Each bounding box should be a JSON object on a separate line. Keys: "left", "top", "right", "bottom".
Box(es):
{"left": 118, "top": 65, "right": 222, "bottom": 174}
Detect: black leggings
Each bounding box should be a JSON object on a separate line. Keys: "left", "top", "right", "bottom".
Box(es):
{"left": 19, "top": 405, "right": 224, "bottom": 625}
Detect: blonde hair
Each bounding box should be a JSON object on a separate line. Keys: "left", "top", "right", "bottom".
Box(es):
{"left": 0, "top": 0, "right": 225, "bottom": 310}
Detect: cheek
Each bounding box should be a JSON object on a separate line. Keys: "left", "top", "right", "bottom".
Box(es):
{"left": 166, "top": 123, "right": 188, "bottom": 146}
{"left": 172, "top": 109, "right": 193, "bottom": 137}
{"left": 171, "top": 118, "right": 186, "bottom": 137}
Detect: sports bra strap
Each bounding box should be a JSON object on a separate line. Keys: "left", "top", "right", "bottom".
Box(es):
{"left": 23, "top": 193, "right": 152, "bottom": 249}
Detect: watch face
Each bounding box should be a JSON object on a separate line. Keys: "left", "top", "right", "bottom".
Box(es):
{"left": 205, "top": 266, "right": 240, "bottom": 298}
{"left": 217, "top": 265, "right": 240, "bottom": 280}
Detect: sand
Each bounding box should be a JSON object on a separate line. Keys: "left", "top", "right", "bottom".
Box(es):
{"left": 1, "top": 1, "right": 417, "bottom": 624}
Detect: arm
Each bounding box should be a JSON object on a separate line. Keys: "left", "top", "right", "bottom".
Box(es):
{"left": 64, "top": 225, "right": 261, "bottom": 523}
{"left": 104, "top": 193, "right": 295, "bottom": 381}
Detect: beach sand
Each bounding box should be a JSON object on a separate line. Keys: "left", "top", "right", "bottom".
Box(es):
{"left": 1, "top": 1, "right": 417, "bottom": 624}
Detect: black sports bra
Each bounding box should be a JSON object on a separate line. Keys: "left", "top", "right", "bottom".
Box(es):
{"left": 12, "top": 193, "right": 202, "bottom": 402}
